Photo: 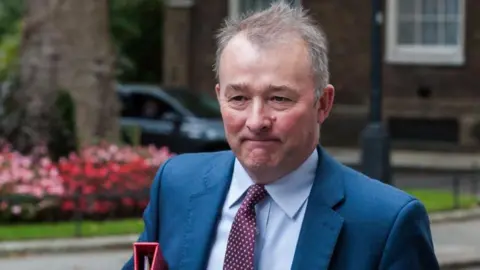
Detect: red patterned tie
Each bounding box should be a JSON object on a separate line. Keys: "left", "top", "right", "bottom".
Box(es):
{"left": 223, "top": 184, "right": 267, "bottom": 270}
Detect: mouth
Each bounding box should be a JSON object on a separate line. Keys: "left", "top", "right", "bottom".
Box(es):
{"left": 242, "top": 138, "right": 281, "bottom": 144}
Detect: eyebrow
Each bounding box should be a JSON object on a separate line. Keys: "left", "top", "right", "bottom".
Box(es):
{"left": 225, "top": 83, "right": 296, "bottom": 93}
{"left": 267, "top": 84, "right": 296, "bottom": 93}
{"left": 225, "top": 83, "right": 248, "bottom": 92}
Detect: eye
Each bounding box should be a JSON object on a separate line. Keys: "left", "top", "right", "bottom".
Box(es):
{"left": 230, "top": 96, "right": 247, "bottom": 102}
{"left": 271, "top": 96, "right": 290, "bottom": 102}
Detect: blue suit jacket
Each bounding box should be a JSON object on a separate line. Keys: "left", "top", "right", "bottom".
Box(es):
{"left": 122, "top": 147, "right": 439, "bottom": 270}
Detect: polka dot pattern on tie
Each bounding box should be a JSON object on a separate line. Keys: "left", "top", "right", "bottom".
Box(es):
{"left": 223, "top": 184, "right": 267, "bottom": 270}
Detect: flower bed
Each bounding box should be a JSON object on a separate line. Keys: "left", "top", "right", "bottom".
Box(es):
{"left": 0, "top": 142, "right": 174, "bottom": 222}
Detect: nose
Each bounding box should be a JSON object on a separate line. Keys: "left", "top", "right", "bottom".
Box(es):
{"left": 246, "top": 101, "right": 272, "bottom": 133}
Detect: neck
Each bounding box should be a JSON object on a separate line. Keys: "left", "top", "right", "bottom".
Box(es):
{"left": 245, "top": 169, "right": 285, "bottom": 185}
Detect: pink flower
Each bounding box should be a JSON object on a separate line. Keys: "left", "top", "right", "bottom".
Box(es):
{"left": 0, "top": 172, "right": 10, "bottom": 185}
{"left": 109, "top": 144, "right": 119, "bottom": 153}
{"left": 38, "top": 168, "right": 48, "bottom": 177}
{"left": 40, "top": 157, "right": 52, "bottom": 167}
{"left": 49, "top": 169, "right": 59, "bottom": 178}
{"left": 19, "top": 157, "right": 32, "bottom": 168}
{"left": 0, "top": 140, "right": 174, "bottom": 219}
{"left": 15, "top": 185, "right": 34, "bottom": 195}
{"left": 20, "top": 170, "right": 34, "bottom": 182}
{"left": 47, "top": 185, "right": 65, "bottom": 195}
{"left": 32, "top": 187, "right": 43, "bottom": 197}
{"left": 11, "top": 205, "right": 21, "bottom": 215}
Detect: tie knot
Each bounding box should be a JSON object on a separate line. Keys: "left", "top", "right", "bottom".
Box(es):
{"left": 243, "top": 184, "right": 267, "bottom": 208}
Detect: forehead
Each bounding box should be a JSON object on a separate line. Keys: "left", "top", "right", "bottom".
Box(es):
{"left": 220, "top": 33, "right": 309, "bottom": 65}
{"left": 218, "top": 33, "right": 314, "bottom": 91}
{"left": 218, "top": 34, "right": 314, "bottom": 94}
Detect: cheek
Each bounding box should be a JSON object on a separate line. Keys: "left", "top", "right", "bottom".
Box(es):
{"left": 221, "top": 110, "right": 245, "bottom": 134}
{"left": 274, "top": 110, "right": 314, "bottom": 138}
{"left": 275, "top": 111, "right": 304, "bottom": 132}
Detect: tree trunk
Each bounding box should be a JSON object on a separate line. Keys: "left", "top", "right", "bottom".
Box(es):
{"left": 14, "top": 0, "right": 119, "bottom": 153}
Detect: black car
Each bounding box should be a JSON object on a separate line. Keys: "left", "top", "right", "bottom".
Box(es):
{"left": 118, "top": 84, "right": 229, "bottom": 153}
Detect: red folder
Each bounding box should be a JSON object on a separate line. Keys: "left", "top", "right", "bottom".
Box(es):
{"left": 133, "top": 242, "right": 168, "bottom": 270}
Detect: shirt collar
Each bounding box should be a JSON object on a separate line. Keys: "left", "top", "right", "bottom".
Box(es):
{"left": 226, "top": 148, "right": 318, "bottom": 219}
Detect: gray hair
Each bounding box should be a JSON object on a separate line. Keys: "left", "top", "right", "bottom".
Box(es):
{"left": 213, "top": 1, "right": 329, "bottom": 99}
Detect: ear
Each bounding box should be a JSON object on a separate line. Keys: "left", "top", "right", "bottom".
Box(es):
{"left": 215, "top": 83, "right": 221, "bottom": 101}
{"left": 317, "top": 84, "right": 335, "bottom": 124}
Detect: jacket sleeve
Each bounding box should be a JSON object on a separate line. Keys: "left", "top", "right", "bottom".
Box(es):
{"left": 121, "top": 158, "right": 172, "bottom": 270}
{"left": 378, "top": 199, "right": 440, "bottom": 270}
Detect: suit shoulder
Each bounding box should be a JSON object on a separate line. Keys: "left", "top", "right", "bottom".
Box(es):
{"left": 158, "top": 150, "right": 233, "bottom": 186}
{"left": 165, "top": 150, "right": 232, "bottom": 168}
{"left": 340, "top": 165, "right": 418, "bottom": 218}
{"left": 335, "top": 165, "right": 428, "bottom": 245}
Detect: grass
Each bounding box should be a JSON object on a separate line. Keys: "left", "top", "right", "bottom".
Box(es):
{"left": 0, "top": 218, "right": 144, "bottom": 241}
{"left": 0, "top": 189, "right": 477, "bottom": 241}
{"left": 405, "top": 188, "right": 478, "bottom": 213}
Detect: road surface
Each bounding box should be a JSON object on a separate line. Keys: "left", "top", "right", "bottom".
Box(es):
{"left": 0, "top": 249, "right": 132, "bottom": 270}
{"left": 433, "top": 219, "right": 480, "bottom": 268}
{"left": 0, "top": 220, "right": 479, "bottom": 269}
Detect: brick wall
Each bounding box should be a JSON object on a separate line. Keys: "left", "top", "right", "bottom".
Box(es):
{"left": 381, "top": 1, "right": 480, "bottom": 147}
{"left": 189, "top": 0, "right": 228, "bottom": 96}
{"left": 303, "top": 0, "right": 371, "bottom": 106}
{"left": 303, "top": 0, "right": 480, "bottom": 148}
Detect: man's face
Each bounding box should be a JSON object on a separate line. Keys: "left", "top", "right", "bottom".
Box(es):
{"left": 216, "top": 33, "right": 334, "bottom": 178}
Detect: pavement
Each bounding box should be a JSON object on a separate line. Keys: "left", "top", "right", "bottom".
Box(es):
{"left": 0, "top": 249, "right": 132, "bottom": 270}
{"left": 433, "top": 219, "right": 480, "bottom": 269}
{"left": 326, "top": 147, "right": 480, "bottom": 173}
{"left": 0, "top": 209, "right": 479, "bottom": 269}
{"left": 1, "top": 248, "right": 475, "bottom": 270}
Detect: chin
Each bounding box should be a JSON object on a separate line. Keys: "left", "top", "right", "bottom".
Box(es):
{"left": 242, "top": 154, "right": 279, "bottom": 170}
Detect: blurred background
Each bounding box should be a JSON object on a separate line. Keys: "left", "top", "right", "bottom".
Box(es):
{"left": 0, "top": 0, "right": 479, "bottom": 269}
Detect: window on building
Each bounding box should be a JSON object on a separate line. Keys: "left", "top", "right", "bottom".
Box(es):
{"left": 385, "top": 0, "right": 465, "bottom": 65}
{"left": 229, "top": 0, "right": 301, "bottom": 18}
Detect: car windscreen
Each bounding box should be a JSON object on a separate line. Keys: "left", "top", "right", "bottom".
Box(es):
{"left": 164, "top": 89, "right": 221, "bottom": 119}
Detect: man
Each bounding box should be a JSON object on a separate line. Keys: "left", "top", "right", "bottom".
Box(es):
{"left": 123, "top": 2, "right": 439, "bottom": 269}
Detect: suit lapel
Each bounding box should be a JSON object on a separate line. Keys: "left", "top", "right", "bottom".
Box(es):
{"left": 178, "top": 151, "right": 235, "bottom": 270}
{"left": 291, "top": 147, "right": 346, "bottom": 270}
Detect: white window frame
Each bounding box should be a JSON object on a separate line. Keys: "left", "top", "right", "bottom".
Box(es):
{"left": 385, "top": 0, "right": 466, "bottom": 66}
{"left": 228, "top": 0, "right": 302, "bottom": 18}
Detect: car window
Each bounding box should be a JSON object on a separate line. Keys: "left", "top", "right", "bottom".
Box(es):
{"left": 164, "top": 89, "right": 221, "bottom": 118}
{"left": 119, "top": 92, "right": 177, "bottom": 119}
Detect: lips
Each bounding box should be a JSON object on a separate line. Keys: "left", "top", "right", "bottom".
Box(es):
{"left": 242, "top": 136, "right": 280, "bottom": 142}
{"left": 243, "top": 139, "right": 280, "bottom": 146}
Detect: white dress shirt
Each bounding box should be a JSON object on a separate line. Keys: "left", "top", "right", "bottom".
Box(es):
{"left": 206, "top": 149, "right": 318, "bottom": 270}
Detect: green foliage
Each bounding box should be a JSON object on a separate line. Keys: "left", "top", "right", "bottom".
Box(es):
{"left": 0, "top": 1, "right": 23, "bottom": 81}
{"left": 0, "top": 0, "right": 164, "bottom": 154}
{"left": 0, "top": 22, "right": 21, "bottom": 81}
{"left": 110, "top": 0, "right": 164, "bottom": 83}
{"left": 0, "top": 0, "right": 164, "bottom": 83}
{"left": 0, "top": 0, "right": 23, "bottom": 37}
{"left": 0, "top": 88, "right": 77, "bottom": 160}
